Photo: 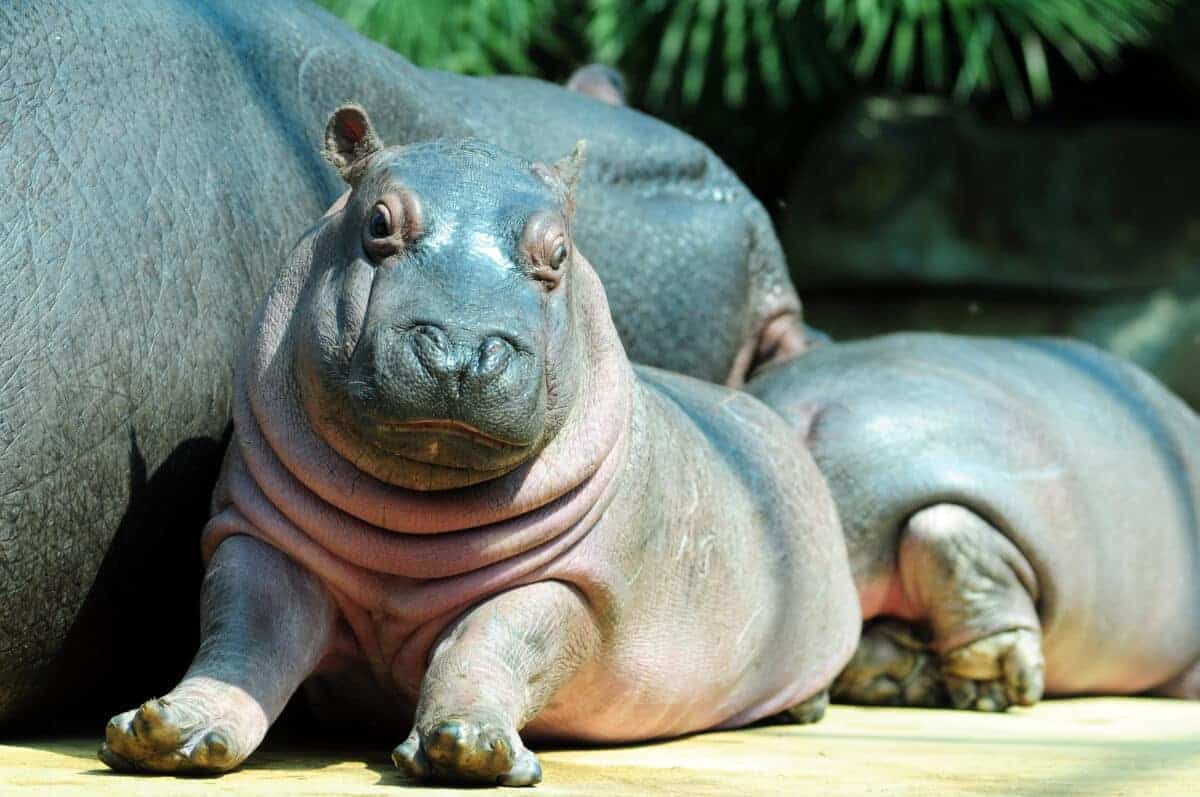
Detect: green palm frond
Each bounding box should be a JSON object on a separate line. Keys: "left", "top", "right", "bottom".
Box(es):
{"left": 584, "top": 0, "right": 837, "bottom": 108}
{"left": 315, "top": 0, "right": 557, "bottom": 75}
{"left": 822, "top": 0, "right": 1178, "bottom": 118}
{"left": 586, "top": 0, "right": 1176, "bottom": 115}
{"left": 318, "top": 0, "right": 1183, "bottom": 117}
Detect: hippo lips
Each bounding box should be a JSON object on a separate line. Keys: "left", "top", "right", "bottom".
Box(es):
{"left": 364, "top": 419, "right": 536, "bottom": 475}
{"left": 377, "top": 419, "right": 526, "bottom": 450}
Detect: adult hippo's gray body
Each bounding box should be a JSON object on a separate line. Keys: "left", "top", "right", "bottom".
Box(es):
{"left": 748, "top": 334, "right": 1200, "bottom": 709}
{"left": 0, "top": 0, "right": 803, "bottom": 725}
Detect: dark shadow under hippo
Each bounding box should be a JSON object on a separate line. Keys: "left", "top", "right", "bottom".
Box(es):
{"left": 96, "top": 109, "right": 858, "bottom": 784}
{"left": 747, "top": 333, "right": 1200, "bottom": 710}
{"left": 0, "top": 0, "right": 805, "bottom": 726}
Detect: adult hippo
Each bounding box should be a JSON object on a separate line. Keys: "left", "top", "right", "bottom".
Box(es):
{"left": 0, "top": 1, "right": 804, "bottom": 725}
{"left": 96, "top": 109, "right": 858, "bottom": 784}
{"left": 748, "top": 333, "right": 1200, "bottom": 711}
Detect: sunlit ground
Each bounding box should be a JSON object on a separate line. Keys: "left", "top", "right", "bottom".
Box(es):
{"left": 3, "top": 698, "right": 1198, "bottom": 796}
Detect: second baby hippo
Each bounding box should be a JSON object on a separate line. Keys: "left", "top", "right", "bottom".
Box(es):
{"left": 97, "top": 106, "right": 860, "bottom": 785}
{"left": 748, "top": 333, "right": 1200, "bottom": 711}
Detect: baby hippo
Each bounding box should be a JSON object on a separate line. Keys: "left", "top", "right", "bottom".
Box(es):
{"left": 98, "top": 106, "right": 859, "bottom": 785}
{"left": 748, "top": 333, "right": 1200, "bottom": 711}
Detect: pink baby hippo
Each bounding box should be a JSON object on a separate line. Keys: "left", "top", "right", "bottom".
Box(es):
{"left": 98, "top": 106, "right": 859, "bottom": 785}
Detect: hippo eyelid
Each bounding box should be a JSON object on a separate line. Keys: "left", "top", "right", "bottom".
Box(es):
{"left": 519, "top": 209, "right": 570, "bottom": 289}
{"left": 362, "top": 190, "right": 423, "bottom": 262}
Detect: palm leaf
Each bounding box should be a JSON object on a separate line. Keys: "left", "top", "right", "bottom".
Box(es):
{"left": 318, "top": 0, "right": 1181, "bottom": 117}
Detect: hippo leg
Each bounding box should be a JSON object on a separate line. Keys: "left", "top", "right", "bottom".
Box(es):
{"left": 832, "top": 620, "right": 946, "bottom": 707}
{"left": 391, "top": 581, "right": 600, "bottom": 787}
{"left": 99, "top": 536, "right": 336, "bottom": 773}
{"left": 898, "top": 504, "right": 1044, "bottom": 711}
{"left": 838, "top": 505, "right": 1044, "bottom": 711}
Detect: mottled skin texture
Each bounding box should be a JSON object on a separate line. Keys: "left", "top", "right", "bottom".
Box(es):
{"left": 0, "top": 0, "right": 805, "bottom": 726}
{"left": 98, "top": 114, "right": 858, "bottom": 784}
{"left": 748, "top": 333, "right": 1200, "bottom": 711}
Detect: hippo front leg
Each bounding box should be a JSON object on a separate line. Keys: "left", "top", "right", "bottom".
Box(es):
{"left": 392, "top": 581, "right": 601, "bottom": 787}
{"left": 99, "top": 535, "right": 336, "bottom": 773}
{"left": 839, "top": 505, "right": 1045, "bottom": 711}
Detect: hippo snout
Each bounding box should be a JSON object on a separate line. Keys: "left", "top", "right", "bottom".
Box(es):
{"left": 410, "top": 324, "right": 515, "bottom": 387}
{"left": 335, "top": 318, "right": 547, "bottom": 476}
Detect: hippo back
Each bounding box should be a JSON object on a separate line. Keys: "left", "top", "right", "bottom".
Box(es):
{"left": 0, "top": 0, "right": 797, "bottom": 725}
{"left": 748, "top": 333, "right": 1200, "bottom": 694}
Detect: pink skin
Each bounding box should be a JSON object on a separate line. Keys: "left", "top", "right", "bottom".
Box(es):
{"left": 100, "top": 150, "right": 859, "bottom": 784}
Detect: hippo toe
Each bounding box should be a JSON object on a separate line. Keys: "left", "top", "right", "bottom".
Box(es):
{"left": 392, "top": 719, "right": 542, "bottom": 786}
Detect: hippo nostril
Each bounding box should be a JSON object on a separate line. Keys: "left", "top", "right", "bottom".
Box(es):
{"left": 410, "top": 324, "right": 456, "bottom": 377}
{"left": 413, "top": 324, "right": 450, "bottom": 353}
{"left": 473, "top": 335, "right": 514, "bottom": 381}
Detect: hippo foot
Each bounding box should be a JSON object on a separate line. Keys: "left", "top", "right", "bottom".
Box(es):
{"left": 942, "top": 628, "right": 1044, "bottom": 711}
{"left": 831, "top": 620, "right": 946, "bottom": 707}
{"left": 99, "top": 678, "right": 264, "bottom": 774}
{"left": 782, "top": 690, "right": 829, "bottom": 724}
{"left": 392, "top": 718, "right": 542, "bottom": 787}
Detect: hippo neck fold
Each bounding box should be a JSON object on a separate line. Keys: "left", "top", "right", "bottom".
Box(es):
{"left": 222, "top": 226, "right": 633, "bottom": 579}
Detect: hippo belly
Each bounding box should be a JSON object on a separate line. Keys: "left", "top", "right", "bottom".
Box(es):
{"left": 748, "top": 333, "right": 1200, "bottom": 705}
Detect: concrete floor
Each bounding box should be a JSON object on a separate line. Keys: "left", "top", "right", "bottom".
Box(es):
{"left": 2, "top": 698, "right": 1198, "bottom": 796}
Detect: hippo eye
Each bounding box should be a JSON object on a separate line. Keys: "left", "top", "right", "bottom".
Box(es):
{"left": 362, "top": 192, "right": 421, "bottom": 261}
{"left": 369, "top": 205, "right": 391, "bottom": 238}
{"left": 520, "top": 210, "right": 570, "bottom": 290}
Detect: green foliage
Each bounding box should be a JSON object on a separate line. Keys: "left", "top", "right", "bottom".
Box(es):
{"left": 583, "top": 0, "right": 839, "bottom": 109}
{"left": 591, "top": 0, "right": 1177, "bottom": 116}
{"left": 317, "top": 0, "right": 1180, "bottom": 117}
{"left": 314, "top": 0, "right": 557, "bottom": 75}
{"left": 820, "top": 0, "right": 1178, "bottom": 118}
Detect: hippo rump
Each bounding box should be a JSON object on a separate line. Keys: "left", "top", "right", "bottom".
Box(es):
{"left": 0, "top": 0, "right": 806, "bottom": 726}
{"left": 747, "top": 333, "right": 1200, "bottom": 711}
{"left": 95, "top": 108, "right": 858, "bottom": 784}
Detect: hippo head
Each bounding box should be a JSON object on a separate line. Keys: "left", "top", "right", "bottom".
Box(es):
{"left": 294, "top": 105, "right": 590, "bottom": 491}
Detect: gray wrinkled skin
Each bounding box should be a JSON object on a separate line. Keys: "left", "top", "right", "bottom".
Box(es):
{"left": 748, "top": 333, "right": 1200, "bottom": 708}
{"left": 0, "top": 0, "right": 801, "bottom": 725}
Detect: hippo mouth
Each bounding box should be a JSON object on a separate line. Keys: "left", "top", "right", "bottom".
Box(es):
{"left": 366, "top": 418, "right": 535, "bottom": 475}
{"left": 376, "top": 419, "right": 526, "bottom": 450}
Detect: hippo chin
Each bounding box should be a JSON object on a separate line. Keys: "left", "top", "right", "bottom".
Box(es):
{"left": 97, "top": 107, "right": 859, "bottom": 784}
{"left": 747, "top": 333, "right": 1200, "bottom": 711}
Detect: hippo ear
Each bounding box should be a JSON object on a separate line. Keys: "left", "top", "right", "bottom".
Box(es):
{"left": 324, "top": 104, "right": 383, "bottom": 185}
{"left": 550, "top": 140, "right": 587, "bottom": 218}
{"left": 566, "top": 64, "right": 626, "bottom": 106}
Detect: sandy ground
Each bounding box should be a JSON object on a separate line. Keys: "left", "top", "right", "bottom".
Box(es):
{"left": 2, "top": 698, "right": 1197, "bottom": 796}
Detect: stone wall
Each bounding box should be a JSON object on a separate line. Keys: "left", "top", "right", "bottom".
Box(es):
{"left": 783, "top": 98, "right": 1200, "bottom": 407}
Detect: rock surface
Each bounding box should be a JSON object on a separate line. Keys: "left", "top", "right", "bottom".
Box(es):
{"left": 784, "top": 97, "right": 1200, "bottom": 407}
